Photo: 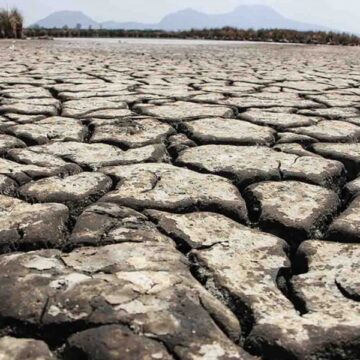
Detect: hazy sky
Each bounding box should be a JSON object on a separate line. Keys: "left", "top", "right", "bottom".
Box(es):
{"left": 0, "top": 0, "right": 358, "bottom": 33}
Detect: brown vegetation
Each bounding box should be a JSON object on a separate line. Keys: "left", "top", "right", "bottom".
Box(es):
{"left": 0, "top": 8, "right": 23, "bottom": 38}
{"left": 25, "top": 26, "right": 360, "bottom": 45}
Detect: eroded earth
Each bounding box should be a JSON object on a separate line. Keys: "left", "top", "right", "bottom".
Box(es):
{"left": 0, "top": 39, "right": 359, "bottom": 360}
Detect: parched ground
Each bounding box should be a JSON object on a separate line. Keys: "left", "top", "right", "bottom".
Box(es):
{"left": 0, "top": 39, "right": 360, "bottom": 360}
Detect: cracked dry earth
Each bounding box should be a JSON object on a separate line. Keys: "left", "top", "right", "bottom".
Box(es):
{"left": 0, "top": 40, "right": 360, "bottom": 360}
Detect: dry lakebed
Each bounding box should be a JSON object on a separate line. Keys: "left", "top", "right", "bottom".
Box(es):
{"left": 0, "top": 39, "right": 359, "bottom": 359}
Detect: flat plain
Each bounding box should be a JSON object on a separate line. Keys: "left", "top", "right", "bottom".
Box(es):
{"left": 0, "top": 39, "right": 360, "bottom": 360}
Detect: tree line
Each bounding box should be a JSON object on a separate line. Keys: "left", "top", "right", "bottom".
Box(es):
{"left": 1, "top": 7, "right": 359, "bottom": 46}
{"left": 0, "top": 8, "right": 23, "bottom": 38}
{"left": 24, "top": 27, "right": 360, "bottom": 46}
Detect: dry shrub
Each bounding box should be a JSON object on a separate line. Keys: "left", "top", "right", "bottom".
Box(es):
{"left": 0, "top": 8, "right": 23, "bottom": 39}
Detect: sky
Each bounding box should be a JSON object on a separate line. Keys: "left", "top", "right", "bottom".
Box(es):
{"left": 0, "top": 0, "right": 358, "bottom": 33}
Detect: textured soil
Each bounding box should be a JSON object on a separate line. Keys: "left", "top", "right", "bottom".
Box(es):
{"left": 0, "top": 39, "right": 360, "bottom": 360}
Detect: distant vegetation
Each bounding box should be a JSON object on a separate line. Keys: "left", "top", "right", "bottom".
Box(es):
{"left": 0, "top": 8, "right": 23, "bottom": 38}
{"left": 24, "top": 27, "right": 360, "bottom": 46}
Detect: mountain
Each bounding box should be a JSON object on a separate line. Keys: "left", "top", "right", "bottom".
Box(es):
{"left": 34, "top": 10, "right": 99, "bottom": 29}
{"left": 33, "top": 6, "right": 329, "bottom": 32}
{"left": 102, "top": 5, "right": 329, "bottom": 31}
{"left": 163, "top": 6, "right": 328, "bottom": 31}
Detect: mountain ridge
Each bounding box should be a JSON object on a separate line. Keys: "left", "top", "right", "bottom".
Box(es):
{"left": 34, "top": 10, "right": 99, "bottom": 29}
{"left": 33, "top": 6, "right": 330, "bottom": 32}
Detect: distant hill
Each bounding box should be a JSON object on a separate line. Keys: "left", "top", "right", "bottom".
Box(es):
{"left": 34, "top": 10, "right": 99, "bottom": 29}
{"left": 33, "top": 6, "right": 329, "bottom": 32}
{"left": 156, "top": 6, "right": 329, "bottom": 31}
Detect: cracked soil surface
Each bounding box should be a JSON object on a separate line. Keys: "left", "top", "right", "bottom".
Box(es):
{"left": 0, "top": 39, "right": 360, "bottom": 360}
